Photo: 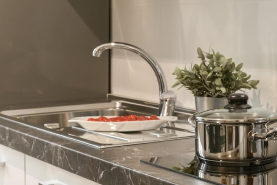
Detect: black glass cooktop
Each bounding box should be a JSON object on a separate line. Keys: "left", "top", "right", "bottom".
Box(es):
{"left": 141, "top": 152, "right": 277, "bottom": 185}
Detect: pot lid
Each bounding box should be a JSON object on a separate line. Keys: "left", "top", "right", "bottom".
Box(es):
{"left": 194, "top": 93, "right": 277, "bottom": 123}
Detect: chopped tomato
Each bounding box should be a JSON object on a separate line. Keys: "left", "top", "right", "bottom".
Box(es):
{"left": 115, "top": 117, "right": 126, "bottom": 122}
{"left": 87, "top": 115, "right": 159, "bottom": 122}
{"left": 98, "top": 116, "right": 108, "bottom": 122}
{"left": 149, "top": 115, "right": 159, "bottom": 120}
{"left": 126, "top": 117, "right": 136, "bottom": 121}
{"left": 137, "top": 116, "right": 147, "bottom": 121}
{"left": 108, "top": 118, "right": 117, "bottom": 122}
{"left": 129, "top": 115, "right": 137, "bottom": 120}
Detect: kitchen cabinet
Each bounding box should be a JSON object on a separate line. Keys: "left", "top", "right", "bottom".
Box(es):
{"left": 25, "top": 155, "right": 99, "bottom": 185}
{"left": 0, "top": 145, "right": 25, "bottom": 185}
{"left": 0, "top": 144, "right": 99, "bottom": 185}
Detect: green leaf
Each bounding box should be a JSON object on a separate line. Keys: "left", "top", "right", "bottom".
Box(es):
{"left": 193, "top": 64, "right": 200, "bottom": 72}
{"left": 240, "top": 72, "right": 247, "bottom": 78}
{"left": 201, "top": 71, "right": 208, "bottom": 77}
{"left": 215, "top": 52, "right": 221, "bottom": 59}
{"left": 213, "top": 67, "right": 222, "bottom": 72}
{"left": 236, "top": 63, "right": 243, "bottom": 71}
{"left": 172, "top": 81, "right": 181, "bottom": 88}
{"left": 191, "top": 80, "right": 201, "bottom": 84}
{"left": 213, "top": 55, "right": 218, "bottom": 63}
{"left": 242, "top": 83, "right": 252, "bottom": 89}
{"left": 192, "top": 89, "right": 198, "bottom": 94}
{"left": 206, "top": 53, "right": 213, "bottom": 59}
{"left": 218, "top": 56, "right": 227, "bottom": 65}
{"left": 197, "top": 47, "right": 205, "bottom": 60}
{"left": 194, "top": 64, "right": 200, "bottom": 70}
{"left": 209, "top": 59, "right": 214, "bottom": 67}
{"left": 229, "top": 63, "right": 236, "bottom": 72}
{"left": 182, "top": 81, "right": 189, "bottom": 86}
{"left": 215, "top": 78, "right": 222, "bottom": 86}
{"left": 243, "top": 75, "right": 251, "bottom": 81}
{"left": 192, "top": 67, "right": 198, "bottom": 73}
{"left": 206, "top": 71, "right": 213, "bottom": 79}
{"left": 200, "top": 63, "right": 207, "bottom": 71}
{"left": 212, "top": 49, "right": 216, "bottom": 56}
{"left": 183, "top": 75, "right": 193, "bottom": 80}
{"left": 226, "top": 59, "right": 232, "bottom": 66}
{"left": 222, "top": 59, "right": 228, "bottom": 69}
{"left": 252, "top": 85, "right": 257, "bottom": 89}
{"left": 250, "top": 80, "right": 259, "bottom": 86}
{"left": 197, "top": 47, "right": 202, "bottom": 56}
{"left": 173, "top": 67, "right": 182, "bottom": 78}
{"left": 220, "top": 87, "right": 226, "bottom": 93}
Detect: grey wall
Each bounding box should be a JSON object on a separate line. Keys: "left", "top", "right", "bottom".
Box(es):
{"left": 0, "top": 0, "right": 110, "bottom": 110}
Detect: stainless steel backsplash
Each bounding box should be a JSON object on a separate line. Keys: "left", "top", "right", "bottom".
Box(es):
{"left": 0, "top": 0, "right": 110, "bottom": 110}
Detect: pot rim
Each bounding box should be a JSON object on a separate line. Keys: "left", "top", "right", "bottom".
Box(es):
{"left": 194, "top": 116, "right": 277, "bottom": 124}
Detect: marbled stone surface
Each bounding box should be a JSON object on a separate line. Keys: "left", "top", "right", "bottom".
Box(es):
{"left": 0, "top": 114, "right": 211, "bottom": 185}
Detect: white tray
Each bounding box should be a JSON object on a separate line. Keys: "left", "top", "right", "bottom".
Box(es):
{"left": 68, "top": 116, "right": 177, "bottom": 132}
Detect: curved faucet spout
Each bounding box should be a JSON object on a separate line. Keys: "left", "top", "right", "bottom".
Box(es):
{"left": 93, "top": 42, "right": 167, "bottom": 96}
{"left": 93, "top": 42, "right": 176, "bottom": 116}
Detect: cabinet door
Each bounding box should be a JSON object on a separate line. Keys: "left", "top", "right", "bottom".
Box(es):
{"left": 0, "top": 145, "right": 25, "bottom": 185}
{"left": 25, "top": 156, "right": 100, "bottom": 185}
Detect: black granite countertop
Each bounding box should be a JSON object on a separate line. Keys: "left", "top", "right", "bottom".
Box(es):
{"left": 0, "top": 109, "right": 211, "bottom": 185}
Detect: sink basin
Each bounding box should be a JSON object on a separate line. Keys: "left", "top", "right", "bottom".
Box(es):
{"left": 1, "top": 97, "right": 195, "bottom": 148}
{"left": 4, "top": 101, "right": 159, "bottom": 128}
{"left": 17, "top": 106, "right": 147, "bottom": 128}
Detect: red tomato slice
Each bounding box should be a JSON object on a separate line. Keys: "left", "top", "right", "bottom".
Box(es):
{"left": 129, "top": 115, "right": 137, "bottom": 120}
{"left": 98, "top": 116, "right": 108, "bottom": 122}
{"left": 87, "top": 118, "right": 95, "bottom": 121}
{"left": 126, "top": 117, "right": 136, "bottom": 121}
{"left": 137, "top": 116, "right": 147, "bottom": 121}
{"left": 149, "top": 115, "right": 159, "bottom": 120}
{"left": 115, "top": 117, "right": 126, "bottom": 122}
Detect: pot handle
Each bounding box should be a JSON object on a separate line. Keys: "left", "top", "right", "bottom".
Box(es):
{"left": 188, "top": 115, "right": 196, "bottom": 128}
{"left": 249, "top": 129, "right": 277, "bottom": 141}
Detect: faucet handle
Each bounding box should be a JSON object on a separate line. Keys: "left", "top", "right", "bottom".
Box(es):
{"left": 159, "top": 90, "right": 176, "bottom": 117}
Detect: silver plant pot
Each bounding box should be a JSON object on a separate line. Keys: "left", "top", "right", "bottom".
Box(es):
{"left": 195, "top": 96, "right": 228, "bottom": 112}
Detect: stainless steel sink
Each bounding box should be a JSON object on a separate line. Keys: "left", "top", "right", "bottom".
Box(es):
{"left": 1, "top": 96, "right": 195, "bottom": 148}
{"left": 17, "top": 106, "right": 145, "bottom": 128}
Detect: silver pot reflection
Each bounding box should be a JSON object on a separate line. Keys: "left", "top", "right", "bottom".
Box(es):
{"left": 189, "top": 93, "right": 277, "bottom": 166}
{"left": 195, "top": 161, "right": 277, "bottom": 185}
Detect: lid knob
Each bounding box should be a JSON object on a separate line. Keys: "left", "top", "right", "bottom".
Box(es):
{"left": 224, "top": 93, "right": 252, "bottom": 109}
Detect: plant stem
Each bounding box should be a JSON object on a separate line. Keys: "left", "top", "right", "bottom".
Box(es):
{"left": 202, "top": 80, "right": 213, "bottom": 97}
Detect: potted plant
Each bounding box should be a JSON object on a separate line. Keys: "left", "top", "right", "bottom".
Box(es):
{"left": 172, "top": 47, "right": 259, "bottom": 112}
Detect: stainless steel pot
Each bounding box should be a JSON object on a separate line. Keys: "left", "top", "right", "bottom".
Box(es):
{"left": 189, "top": 93, "right": 277, "bottom": 166}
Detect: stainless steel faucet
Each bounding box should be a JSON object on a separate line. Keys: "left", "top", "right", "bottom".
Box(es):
{"left": 92, "top": 42, "right": 176, "bottom": 116}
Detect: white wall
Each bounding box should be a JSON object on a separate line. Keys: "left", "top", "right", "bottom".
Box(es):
{"left": 111, "top": 0, "right": 277, "bottom": 110}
